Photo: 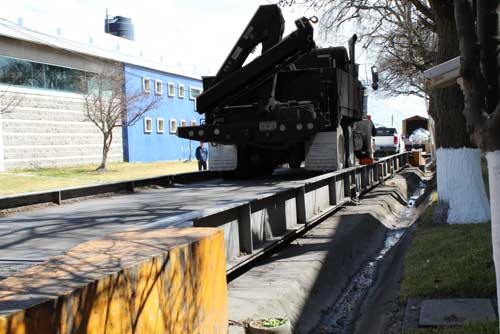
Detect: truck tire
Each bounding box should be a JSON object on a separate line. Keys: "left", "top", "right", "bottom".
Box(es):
{"left": 337, "top": 126, "right": 346, "bottom": 170}
{"left": 347, "top": 125, "right": 355, "bottom": 167}
{"left": 341, "top": 125, "right": 356, "bottom": 167}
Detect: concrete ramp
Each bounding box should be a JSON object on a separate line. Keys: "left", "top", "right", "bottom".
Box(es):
{"left": 0, "top": 228, "right": 228, "bottom": 334}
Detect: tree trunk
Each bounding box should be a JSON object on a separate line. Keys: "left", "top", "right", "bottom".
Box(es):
{"left": 428, "top": 0, "right": 490, "bottom": 223}
{"left": 97, "top": 132, "right": 113, "bottom": 172}
{"left": 428, "top": 1, "right": 470, "bottom": 148}
{"left": 436, "top": 148, "right": 490, "bottom": 223}
{"left": 486, "top": 151, "right": 500, "bottom": 327}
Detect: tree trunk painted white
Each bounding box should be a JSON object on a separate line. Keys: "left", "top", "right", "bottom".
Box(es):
{"left": 436, "top": 147, "right": 491, "bottom": 223}
{"left": 486, "top": 151, "right": 500, "bottom": 318}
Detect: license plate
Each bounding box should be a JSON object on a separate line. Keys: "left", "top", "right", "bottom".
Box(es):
{"left": 259, "top": 121, "right": 277, "bottom": 132}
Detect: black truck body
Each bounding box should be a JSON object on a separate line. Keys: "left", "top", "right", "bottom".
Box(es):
{"left": 177, "top": 5, "right": 372, "bottom": 174}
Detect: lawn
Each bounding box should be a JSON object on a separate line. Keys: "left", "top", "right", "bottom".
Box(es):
{"left": 401, "top": 191, "right": 497, "bottom": 333}
{"left": 0, "top": 161, "right": 198, "bottom": 195}
{"left": 405, "top": 321, "right": 499, "bottom": 334}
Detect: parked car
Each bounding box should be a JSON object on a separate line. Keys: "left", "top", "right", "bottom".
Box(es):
{"left": 374, "top": 127, "right": 402, "bottom": 156}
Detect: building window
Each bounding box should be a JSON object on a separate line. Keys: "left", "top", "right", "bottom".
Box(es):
{"left": 155, "top": 80, "right": 163, "bottom": 95}
{"left": 178, "top": 84, "right": 185, "bottom": 98}
{"left": 180, "top": 119, "right": 187, "bottom": 128}
{"left": 142, "top": 78, "right": 151, "bottom": 93}
{"left": 169, "top": 119, "right": 177, "bottom": 134}
{"left": 167, "top": 82, "right": 175, "bottom": 97}
{"left": 157, "top": 118, "right": 164, "bottom": 133}
{"left": 0, "top": 54, "right": 90, "bottom": 93}
{"left": 189, "top": 86, "right": 202, "bottom": 100}
{"left": 144, "top": 117, "right": 153, "bottom": 133}
{"left": 191, "top": 120, "right": 197, "bottom": 126}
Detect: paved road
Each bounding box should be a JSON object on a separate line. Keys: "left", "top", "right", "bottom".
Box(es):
{"left": 0, "top": 172, "right": 315, "bottom": 278}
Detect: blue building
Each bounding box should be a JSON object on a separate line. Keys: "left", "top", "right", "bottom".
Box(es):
{"left": 123, "top": 65, "right": 203, "bottom": 162}
{"left": 0, "top": 17, "right": 206, "bottom": 169}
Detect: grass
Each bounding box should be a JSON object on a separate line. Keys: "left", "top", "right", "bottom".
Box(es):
{"left": 404, "top": 320, "right": 499, "bottom": 334}
{"left": 0, "top": 161, "right": 198, "bottom": 195}
{"left": 401, "top": 193, "right": 496, "bottom": 300}
{"left": 401, "top": 191, "right": 497, "bottom": 334}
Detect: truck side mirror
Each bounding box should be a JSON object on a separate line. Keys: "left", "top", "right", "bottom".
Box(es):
{"left": 371, "top": 65, "right": 379, "bottom": 90}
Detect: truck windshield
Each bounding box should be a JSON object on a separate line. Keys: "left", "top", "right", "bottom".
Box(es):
{"left": 375, "top": 128, "right": 396, "bottom": 136}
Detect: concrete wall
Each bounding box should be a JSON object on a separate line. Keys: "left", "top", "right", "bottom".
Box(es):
{"left": 123, "top": 64, "right": 203, "bottom": 162}
{"left": 0, "top": 36, "right": 123, "bottom": 170}
{"left": 0, "top": 87, "right": 123, "bottom": 170}
{"left": 0, "top": 227, "right": 228, "bottom": 334}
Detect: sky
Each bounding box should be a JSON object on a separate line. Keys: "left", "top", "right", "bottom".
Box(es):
{"left": 1, "top": 0, "right": 427, "bottom": 133}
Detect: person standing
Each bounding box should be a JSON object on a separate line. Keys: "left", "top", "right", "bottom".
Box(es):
{"left": 195, "top": 141, "right": 208, "bottom": 171}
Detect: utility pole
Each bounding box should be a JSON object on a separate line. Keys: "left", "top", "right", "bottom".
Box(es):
{"left": 391, "top": 114, "right": 394, "bottom": 127}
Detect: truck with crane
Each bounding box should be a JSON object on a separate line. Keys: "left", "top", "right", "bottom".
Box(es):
{"left": 177, "top": 4, "right": 378, "bottom": 176}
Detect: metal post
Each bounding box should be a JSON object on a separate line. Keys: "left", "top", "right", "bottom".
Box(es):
{"left": 238, "top": 204, "right": 253, "bottom": 254}
{"left": 352, "top": 170, "right": 358, "bottom": 198}
{"left": 296, "top": 187, "right": 307, "bottom": 224}
{"left": 344, "top": 172, "right": 350, "bottom": 198}
{"left": 329, "top": 176, "right": 337, "bottom": 206}
{"left": 126, "top": 181, "right": 135, "bottom": 193}
{"left": 53, "top": 191, "right": 62, "bottom": 205}
{"left": 361, "top": 166, "right": 368, "bottom": 190}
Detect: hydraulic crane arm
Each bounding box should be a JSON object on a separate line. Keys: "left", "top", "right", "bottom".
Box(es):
{"left": 196, "top": 5, "right": 316, "bottom": 115}
{"left": 214, "top": 5, "right": 285, "bottom": 83}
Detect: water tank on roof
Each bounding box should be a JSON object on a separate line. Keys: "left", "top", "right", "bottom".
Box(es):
{"left": 105, "top": 15, "right": 134, "bottom": 41}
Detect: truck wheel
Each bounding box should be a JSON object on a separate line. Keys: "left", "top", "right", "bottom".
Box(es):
{"left": 337, "top": 126, "right": 346, "bottom": 170}
{"left": 342, "top": 125, "right": 355, "bottom": 167}
{"left": 348, "top": 126, "right": 356, "bottom": 166}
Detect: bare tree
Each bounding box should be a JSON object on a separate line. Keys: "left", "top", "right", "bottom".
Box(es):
{"left": 454, "top": 0, "right": 500, "bottom": 318}
{"left": 281, "top": 0, "right": 491, "bottom": 223}
{"left": 82, "top": 68, "right": 160, "bottom": 171}
{"left": 280, "top": 0, "right": 435, "bottom": 97}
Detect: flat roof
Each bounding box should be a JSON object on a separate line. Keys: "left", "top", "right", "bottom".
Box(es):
{"left": 0, "top": 18, "right": 202, "bottom": 80}
{"left": 403, "top": 115, "right": 428, "bottom": 121}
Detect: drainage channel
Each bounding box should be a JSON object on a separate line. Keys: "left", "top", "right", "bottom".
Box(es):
{"left": 312, "top": 181, "right": 429, "bottom": 334}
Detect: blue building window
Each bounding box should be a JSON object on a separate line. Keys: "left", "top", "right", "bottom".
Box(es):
{"left": 178, "top": 84, "right": 185, "bottom": 98}
{"left": 142, "top": 77, "right": 151, "bottom": 93}
{"left": 167, "top": 82, "right": 175, "bottom": 97}
{"left": 169, "top": 119, "right": 177, "bottom": 134}
{"left": 144, "top": 117, "right": 152, "bottom": 133}
{"left": 154, "top": 80, "right": 163, "bottom": 95}
{"left": 157, "top": 118, "right": 165, "bottom": 134}
{"left": 189, "top": 86, "right": 202, "bottom": 100}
